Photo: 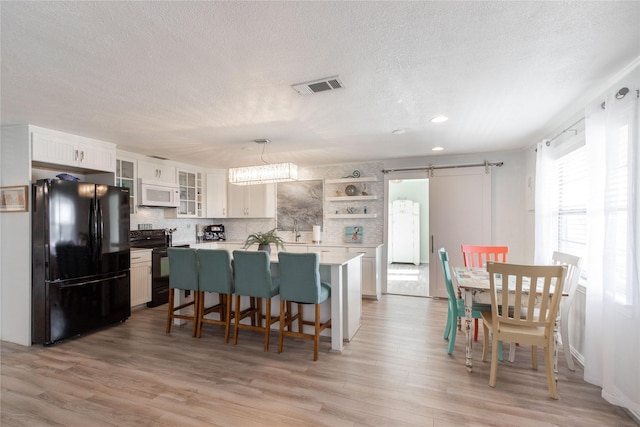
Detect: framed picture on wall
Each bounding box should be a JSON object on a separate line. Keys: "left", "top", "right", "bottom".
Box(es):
{"left": 0, "top": 185, "right": 28, "bottom": 213}
{"left": 345, "top": 226, "right": 363, "bottom": 243}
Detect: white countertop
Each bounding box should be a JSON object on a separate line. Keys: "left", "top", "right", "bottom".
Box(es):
{"left": 187, "top": 240, "right": 383, "bottom": 249}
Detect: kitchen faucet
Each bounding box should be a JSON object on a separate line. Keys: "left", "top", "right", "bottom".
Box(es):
{"left": 293, "top": 219, "right": 301, "bottom": 242}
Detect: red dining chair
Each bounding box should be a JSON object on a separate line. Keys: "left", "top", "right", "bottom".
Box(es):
{"left": 461, "top": 245, "right": 509, "bottom": 341}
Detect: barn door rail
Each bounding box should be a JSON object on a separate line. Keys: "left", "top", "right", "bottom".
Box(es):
{"left": 382, "top": 161, "right": 503, "bottom": 176}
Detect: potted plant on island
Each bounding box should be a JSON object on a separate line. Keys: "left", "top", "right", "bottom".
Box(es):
{"left": 243, "top": 228, "right": 286, "bottom": 254}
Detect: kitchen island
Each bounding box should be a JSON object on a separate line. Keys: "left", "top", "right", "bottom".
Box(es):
{"left": 181, "top": 246, "right": 364, "bottom": 352}
{"left": 190, "top": 240, "right": 383, "bottom": 300}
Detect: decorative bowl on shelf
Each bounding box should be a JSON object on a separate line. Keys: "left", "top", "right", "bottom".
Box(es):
{"left": 345, "top": 184, "right": 357, "bottom": 196}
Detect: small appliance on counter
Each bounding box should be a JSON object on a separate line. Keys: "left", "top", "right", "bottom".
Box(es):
{"left": 196, "top": 224, "right": 205, "bottom": 243}
{"left": 203, "top": 224, "right": 226, "bottom": 241}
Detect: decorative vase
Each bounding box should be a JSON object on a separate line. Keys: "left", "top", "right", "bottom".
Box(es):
{"left": 345, "top": 184, "right": 357, "bottom": 196}
{"left": 258, "top": 244, "right": 271, "bottom": 254}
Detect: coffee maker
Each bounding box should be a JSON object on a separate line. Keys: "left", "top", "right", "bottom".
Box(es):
{"left": 203, "top": 224, "right": 226, "bottom": 241}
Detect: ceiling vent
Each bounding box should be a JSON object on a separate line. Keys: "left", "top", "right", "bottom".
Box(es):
{"left": 292, "top": 76, "right": 345, "bottom": 95}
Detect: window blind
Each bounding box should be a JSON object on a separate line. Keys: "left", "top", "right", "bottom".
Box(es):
{"left": 556, "top": 145, "right": 588, "bottom": 281}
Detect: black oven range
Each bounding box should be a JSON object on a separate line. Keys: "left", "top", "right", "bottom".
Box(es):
{"left": 130, "top": 229, "right": 189, "bottom": 307}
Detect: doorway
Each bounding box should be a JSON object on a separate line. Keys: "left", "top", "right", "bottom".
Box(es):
{"left": 386, "top": 178, "right": 429, "bottom": 297}
{"left": 383, "top": 166, "right": 492, "bottom": 298}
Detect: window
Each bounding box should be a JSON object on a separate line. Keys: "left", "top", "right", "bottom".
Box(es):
{"left": 555, "top": 144, "right": 589, "bottom": 284}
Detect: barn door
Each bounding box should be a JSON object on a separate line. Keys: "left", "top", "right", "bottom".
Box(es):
{"left": 429, "top": 167, "right": 491, "bottom": 298}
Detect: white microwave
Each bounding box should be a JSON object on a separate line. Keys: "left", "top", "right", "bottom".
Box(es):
{"left": 139, "top": 179, "right": 180, "bottom": 208}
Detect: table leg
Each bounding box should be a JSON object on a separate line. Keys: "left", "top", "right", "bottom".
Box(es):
{"left": 464, "top": 288, "right": 473, "bottom": 372}
{"left": 553, "top": 320, "right": 559, "bottom": 382}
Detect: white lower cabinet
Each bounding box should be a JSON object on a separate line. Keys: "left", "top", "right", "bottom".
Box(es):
{"left": 347, "top": 246, "right": 382, "bottom": 300}
{"left": 130, "top": 249, "right": 152, "bottom": 307}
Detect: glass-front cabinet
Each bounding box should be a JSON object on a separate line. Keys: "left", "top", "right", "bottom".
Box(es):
{"left": 177, "top": 169, "right": 203, "bottom": 217}
{"left": 116, "top": 157, "right": 136, "bottom": 213}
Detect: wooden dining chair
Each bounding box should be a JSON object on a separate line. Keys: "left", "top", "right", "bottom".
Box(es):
{"left": 439, "top": 248, "right": 502, "bottom": 359}
{"left": 481, "top": 262, "right": 566, "bottom": 399}
{"left": 461, "top": 244, "right": 509, "bottom": 341}
{"left": 551, "top": 251, "right": 582, "bottom": 371}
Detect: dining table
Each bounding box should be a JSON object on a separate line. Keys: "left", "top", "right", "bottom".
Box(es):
{"left": 453, "top": 266, "right": 563, "bottom": 373}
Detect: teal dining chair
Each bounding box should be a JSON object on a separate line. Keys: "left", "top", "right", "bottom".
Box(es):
{"left": 166, "top": 247, "right": 199, "bottom": 337}
{"left": 439, "top": 248, "right": 502, "bottom": 360}
{"left": 277, "top": 252, "right": 332, "bottom": 361}
{"left": 196, "top": 249, "right": 234, "bottom": 343}
{"left": 232, "top": 250, "right": 280, "bottom": 351}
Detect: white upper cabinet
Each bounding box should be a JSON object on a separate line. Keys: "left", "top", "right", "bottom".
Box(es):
{"left": 116, "top": 156, "right": 137, "bottom": 214}
{"left": 206, "top": 171, "right": 228, "bottom": 218}
{"left": 138, "top": 160, "right": 176, "bottom": 183}
{"left": 31, "top": 128, "right": 115, "bottom": 172}
{"left": 227, "top": 183, "right": 275, "bottom": 218}
{"left": 176, "top": 169, "right": 203, "bottom": 217}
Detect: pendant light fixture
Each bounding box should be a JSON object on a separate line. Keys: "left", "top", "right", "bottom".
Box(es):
{"left": 228, "top": 139, "right": 298, "bottom": 185}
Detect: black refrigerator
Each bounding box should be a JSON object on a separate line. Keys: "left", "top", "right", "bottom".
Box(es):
{"left": 32, "top": 179, "right": 131, "bottom": 344}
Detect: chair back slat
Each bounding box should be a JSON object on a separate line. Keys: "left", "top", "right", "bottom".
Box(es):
{"left": 551, "top": 251, "right": 582, "bottom": 296}
{"left": 461, "top": 245, "right": 508, "bottom": 268}
{"left": 438, "top": 248, "right": 458, "bottom": 302}
{"left": 487, "top": 262, "right": 566, "bottom": 329}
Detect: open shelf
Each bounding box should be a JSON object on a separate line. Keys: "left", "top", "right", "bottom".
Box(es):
{"left": 325, "top": 195, "right": 378, "bottom": 202}
{"left": 324, "top": 213, "right": 378, "bottom": 219}
{"left": 324, "top": 177, "right": 377, "bottom": 184}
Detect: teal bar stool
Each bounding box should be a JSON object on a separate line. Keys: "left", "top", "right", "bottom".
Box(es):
{"left": 277, "top": 252, "right": 332, "bottom": 361}
{"left": 439, "top": 248, "right": 502, "bottom": 360}
{"left": 232, "top": 250, "right": 280, "bottom": 351}
{"left": 196, "top": 249, "right": 234, "bottom": 343}
{"left": 166, "top": 247, "right": 199, "bottom": 337}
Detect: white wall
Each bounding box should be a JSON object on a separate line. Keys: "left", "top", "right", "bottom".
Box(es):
{"left": 383, "top": 150, "right": 530, "bottom": 263}
{"left": 0, "top": 125, "right": 33, "bottom": 346}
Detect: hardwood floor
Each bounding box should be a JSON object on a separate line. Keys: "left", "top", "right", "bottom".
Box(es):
{"left": 387, "top": 262, "right": 429, "bottom": 297}
{"left": 1, "top": 295, "right": 636, "bottom": 426}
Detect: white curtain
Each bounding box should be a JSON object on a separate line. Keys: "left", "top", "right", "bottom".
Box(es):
{"left": 534, "top": 139, "right": 557, "bottom": 264}
{"left": 584, "top": 83, "right": 639, "bottom": 416}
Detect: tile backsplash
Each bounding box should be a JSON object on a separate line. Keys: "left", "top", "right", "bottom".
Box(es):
{"left": 130, "top": 162, "right": 384, "bottom": 245}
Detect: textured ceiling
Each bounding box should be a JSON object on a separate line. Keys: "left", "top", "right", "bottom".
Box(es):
{"left": 2, "top": 1, "right": 639, "bottom": 169}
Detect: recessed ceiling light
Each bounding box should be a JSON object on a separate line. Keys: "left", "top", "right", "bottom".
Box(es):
{"left": 432, "top": 146, "right": 444, "bottom": 151}
{"left": 392, "top": 129, "right": 406, "bottom": 135}
{"left": 430, "top": 115, "right": 448, "bottom": 123}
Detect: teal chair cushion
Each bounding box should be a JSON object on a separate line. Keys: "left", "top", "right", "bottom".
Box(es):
{"left": 233, "top": 250, "right": 279, "bottom": 298}
{"left": 197, "top": 249, "right": 234, "bottom": 294}
{"left": 167, "top": 248, "right": 198, "bottom": 291}
{"left": 278, "top": 252, "right": 331, "bottom": 304}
